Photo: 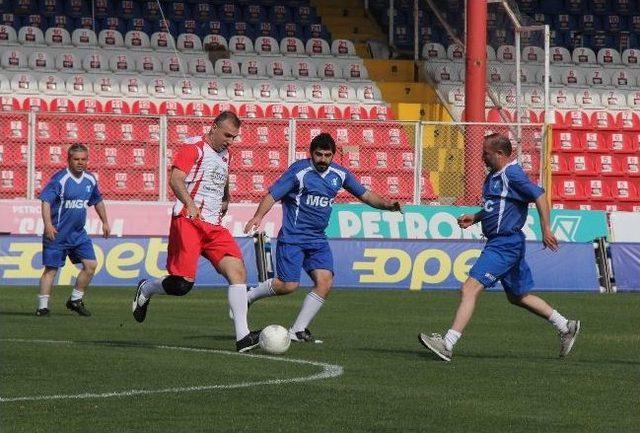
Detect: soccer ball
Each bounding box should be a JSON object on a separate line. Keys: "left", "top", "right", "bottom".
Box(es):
{"left": 259, "top": 325, "right": 291, "bottom": 354}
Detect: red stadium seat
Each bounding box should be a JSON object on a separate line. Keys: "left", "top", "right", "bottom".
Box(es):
{"left": 581, "top": 131, "right": 607, "bottom": 153}
{"left": 607, "top": 132, "right": 637, "bottom": 153}
{"left": 185, "top": 102, "right": 211, "bottom": 117}
{"left": 615, "top": 111, "right": 640, "bottom": 130}
{"left": 49, "top": 97, "right": 75, "bottom": 113}
{"left": 520, "top": 151, "right": 540, "bottom": 176}
{"left": 621, "top": 155, "right": 640, "bottom": 177}
{"left": 264, "top": 104, "right": 290, "bottom": 119}
{"left": 211, "top": 102, "right": 237, "bottom": 116}
{"left": 342, "top": 105, "right": 369, "bottom": 121}
{"left": 564, "top": 110, "right": 590, "bottom": 128}
{"left": 486, "top": 107, "right": 513, "bottom": 123}
{"left": 608, "top": 178, "right": 639, "bottom": 204}
{"left": 291, "top": 105, "right": 316, "bottom": 119}
{"left": 0, "top": 168, "right": 27, "bottom": 198}
{"left": 131, "top": 100, "right": 158, "bottom": 115}
{"left": 369, "top": 105, "right": 393, "bottom": 120}
{"left": 159, "top": 101, "right": 185, "bottom": 116}
{"left": 76, "top": 98, "right": 103, "bottom": 114}
{"left": 553, "top": 177, "right": 588, "bottom": 208}
{"left": 420, "top": 175, "right": 437, "bottom": 201}
{"left": 103, "top": 99, "right": 131, "bottom": 114}
{"left": 590, "top": 110, "right": 615, "bottom": 129}
{"left": 552, "top": 130, "right": 582, "bottom": 152}
{"left": 317, "top": 105, "right": 342, "bottom": 120}
{"left": 237, "top": 103, "right": 265, "bottom": 118}
{"left": 585, "top": 178, "right": 613, "bottom": 203}
{"left": 594, "top": 154, "right": 623, "bottom": 177}
{"left": 23, "top": 97, "right": 47, "bottom": 112}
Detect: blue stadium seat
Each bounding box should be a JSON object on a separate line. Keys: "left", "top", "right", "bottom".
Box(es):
{"left": 1, "top": 13, "right": 20, "bottom": 28}
{"left": 629, "top": 15, "right": 640, "bottom": 33}
{"left": 579, "top": 14, "right": 603, "bottom": 34}
{"left": 199, "top": 20, "right": 229, "bottom": 38}
{"left": 21, "top": 15, "right": 44, "bottom": 30}
{"left": 65, "top": 0, "right": 90, "bottom": 18}
{"left": 518, "top": 0, "right": 539, "bottom": 14}
{"left": 589, "top": 0, "right": 612, "bottom": 15}
{"left": 293, "top": 5, "right": 318, "bottom": 26}
{"left": 179, "top": 19, "right": 198, "bottom": 35}
{"left": 393, "top": 24, "right": 412, "bottom": 51}
{"left": 75, "top": 16, "right": 96, "bottom": 30}
{"left": 616, "top": 31, "right": 639, "bottom": 50}
{"left": 539, "top": 0, "right": 563, "bottom": 14}
{"left": 128, "top": 17, "right": 152, "bottom": 34}
{"left": 554, "top": 14, "right": 577, "bottom": 32}
{"left": 13, "top": 0, "right": 36, "bottom": 15}
{"left": 218, "top": 3, "right": 242, "bottom": 24}
{"left": 101, "top": 17, "right": 126, "bottom": 34}
{"left": 47, "top": 15, "right": 72, "bottom": 31}
{"left": 40, "top": 0, "right": 63, "bottom": 17}
{"left": 279, "top": 22, "right": 303, "bottom": 40}
{"left": 141, "top": 1, "right": 162, "bottom": 21}
{"left": 0, "top": 0, "right": 12, "bottom": 14}
{"left": 255, "top": 22, "right": 277, "bottom": 39}
{"left": 115, "top": 0, "right": 140, "bottom": 20}
{"left": 167, "top": 1, "right": 189, "bottom": 22}
{"left": 229, "top": 21, "right": 255, "bottom": 39}
{"left": 565, "top": 0, "right": 588, "bottom": 15}
{"left": 93, "top": 0, "right": 112, "bottom": 19}
{"left": 269, "top": 5, "right": 292, "bottom": 25}
{"left": 192, "top": 2, "right": 215, "bottom": 22}
{"left": 603, "top": 14, "right": 625, "bottom": 32}
{"left": 592, "top": 31, "right": 615, "bottom": 50}
{"left": 304, "top": 23, "right": 330, "bottom": 42}
{"left": 611, "top": 0, "right": 636, "bottom": 15}
{"left": 243, "top": 4, "right": 267, "bottom": 26}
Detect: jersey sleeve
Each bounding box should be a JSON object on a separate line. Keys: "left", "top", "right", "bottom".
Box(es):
{"left": 39, "top": 177, "right": 61, "bottom": 204}
{"left": 269, "top": 168, "right": 298, "bottom": 201}
{"left": 88, "top": 182, "right": 103, "bottom": 206}
{"left": 343, "top": 169, "right": 367, "bottom": 197}
{"left": 172, "top": 144, "right": 200, "bottom": 174}
{"left": 508, "top": 166, "right": 544, "bottom": 202}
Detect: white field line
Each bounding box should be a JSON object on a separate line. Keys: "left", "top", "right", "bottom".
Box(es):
{"left": 0, "top": 338, "right": 344, "bottom": 403}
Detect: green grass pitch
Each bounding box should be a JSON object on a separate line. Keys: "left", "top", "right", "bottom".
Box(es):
{"left": 1, "top": 286, "right": 638, "bottom": 433}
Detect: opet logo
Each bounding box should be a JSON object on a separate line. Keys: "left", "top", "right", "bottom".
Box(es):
{"left": 352, "top": 247, "right": 481, "bottom": 290}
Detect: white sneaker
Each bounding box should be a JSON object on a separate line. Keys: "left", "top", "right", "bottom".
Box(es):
{"left": 559, "top": 320, "right": 581, "bottom": 358}
{"left": 418, "top": 333, "right": 452, "bottom": 362}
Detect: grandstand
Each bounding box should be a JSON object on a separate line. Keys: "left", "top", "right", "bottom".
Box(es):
{"left": 0, "top": 0, "right": 638, "bottom": 211}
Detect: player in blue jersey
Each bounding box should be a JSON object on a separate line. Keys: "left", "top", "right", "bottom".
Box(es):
{"left": 243, "top": 133, "right": 402, "bottom": 343}
{"left": 36, "top": 144, "right": 110, "bottom": 317}
{"left": 419, "top": 133, "right": 580, "bottom": 361}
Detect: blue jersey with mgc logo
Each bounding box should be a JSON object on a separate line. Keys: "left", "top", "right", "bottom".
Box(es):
{"left": 479, "top": 160, "right": 544, "bottom": 239}
{"left": 39, "top": 168, "right": 102, "bottom": 246}
{"left": 269, "top": 159, "right": 366, "bottom": 244}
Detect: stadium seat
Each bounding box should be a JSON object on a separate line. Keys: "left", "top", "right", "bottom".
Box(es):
{"left": 0, "top": 24, "right": 18, "bottom": 44}
{"left": 255, "top": 36, "right": 280, "bottom": 55}
{"left": 10, "top": 73, "right": 37, "bottom": 94}
{"left": 150, "top": 32, "right": 176, "bottom": 51}
{"left": 621, "top": 48, "right": 640, "bottom": 66}
{"left": 176, "top": 33, "right": 202, "bottom": 52}
{"left": 252, "top": 81, "right": 280, "bottom": 102}
{"left": 44, "top": 27, "right": 70, "bottom": 47}
{"left": 584, "top": 67, "right": 610, "bottom": 87}
{"left": 594, "top": 154, "right": 624, "bottom": 177}
{"left": 265, "top": 59, "right": 290, "bottom": 80}
{"left": 343, "top": 62, "right": 369, "bottom": 82}
{"left": 185, "top": 101, "right": 211, "bottom": 117}
{"left": 315, "top": 59, "right": 342, "bottom": 81}
{"left": 38, "top": 74, "right": 66, "bottom": 95}
{"left": 523, "top": 46, "right": 544, "bottom": 63}
{"left": 55, "top": 52, "right": 81, "bottom": 72}
{"left": 550, "top": 46, "right": 573, "bottom": 65}
{"left": 264, "top": 103, "right": 290, "bottom": 119}
{"left": 423, "top": 42, "right": 447, "bottom": 61}
{"left": 357, "top": 84, "right": 383, "bottom": 104}
{"left": 119, "top": 76, "right": 146, "bottom": 98}
{"left": 550, "top": 89, "right": 578, "bottom": 110}
{"left": 229, "top": 35, "right": 255, "bottom": 56}
{"left": 576, "top": 89, "right": 604, "bottom": 110}
{"left": 75, "top": 97, "right": 102, "bottom": 114}
{"left": 291, "top": 59, "right": 317, "bottom": 81}
{"left": 331, "top": 84, "right": 358, "bottom": 104}
{"left": 82, "top": 53, "right": 108, "bottom": 73}
{"left": 600, "top": 89, "right": 627, "bottom": 110}
{"left": 280, "top": 37, "right": 306, "bottom": 56}
{"left": 109, "top": 53, "right": 134, "bottom": 74}
{"left": 215, "top": 58, "right": 241, "bottom": 78}
{"left": 1, "top": 49, "right": 26, "bottom": 70}
{"left": 135, "top": 54, "right": 161, "bottom": 75}
{"left": 131, "top": 99, "right": 158, "bottom": 115}
{"left": 123, "top": 30, "right": 151, "bottom": 50}
{"left": 306, "top": 83, "right": 332, "bottom": 103}
{"left": 561, "top": 66, "right": 586, "bottom": 87}
{"left": 240, "top": 58, "right": 267, "bottom": 79}
{"left": 290, "top": 104, "right": 316, "bottom": 119}
{"left": 227, "top": 80, "right": 254, "bottom": 102}
{"left": 98, "top": 29, "right": 124, "bottom": 49}
{"left": 147, "top": 78, "right": 174, "bottom": 99}
{"left": 553, "top": 130, "right": 583, "bottom": 152}
{"left": 331, "top": 39, "right": 357, "bottom": 57}
{"left": 202, "top": 34, "right": 229, "bottom": 51}
{"left": 572, "top": 47, "right": 598, "bottom": 65}
{"left": 554, "top": 177, "right": 588, "bottom": 207}
{"left": 162, "top": 55, "right": 185, "bottom": 76}
{"left": 18, "top": 26, "right": 45, "bottom": 45}
{"left": 103, "top": 98, "right": 130, "bottom": 114}
{"left": 188, "top": 57, "right": 214, "bottom": 76}
{"left": 159, "top": 100, "right": 184, "bottom": 116}
{"left": 200, "top": 79, "right": 229, "bottom": 100}
{"left": 71, "top": 28, "right": 97, "bottom": 47}
{"left": 597, "top": 47, "right": 621, "bottom": 66}
{"left": 237, "top": 103, "right": 265, "bottom": 119}
{"left": 174, "top": 78, "right": 200, "bottom": 99}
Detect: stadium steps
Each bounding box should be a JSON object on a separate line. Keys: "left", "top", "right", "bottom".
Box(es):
{"left": 311, "top": 0, "right": 386, "bottom": 43}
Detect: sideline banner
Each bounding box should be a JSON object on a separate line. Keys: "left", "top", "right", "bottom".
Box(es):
{"left": 327, "top": 205, "right": 608, "bottom": 242}
{"left": 610, "top": 243, "right": 640, "bottom": 292}
{"left": 0, "top": 236, "right": 599, "bottom": 291}
{"left": 609, "top": 212, "right": 640, "bottom": 242}
{"left": 0, "top": 200, "right": 282, "bottom": 238}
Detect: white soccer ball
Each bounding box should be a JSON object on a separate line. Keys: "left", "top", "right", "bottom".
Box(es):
{"left": 259, "top": 324, "right": 291, "bottom": 354}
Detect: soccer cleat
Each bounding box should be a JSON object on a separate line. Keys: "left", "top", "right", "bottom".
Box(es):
{"left": 132, "top": 279, "right": 150, "bottom": 323}
{"left": 236, "top": 330, "right": 262, "bottom": 353}
{"left": 559, "top": 319, "right": 581, "bottom": 358}
{"left": 288, "top": 328, "right": 323, "bottom": 344}
{"left": 418, "top": 333, "right": 452, "bottom": 362}
{"left": 35, "top": 308, "right": 50, "bottom": 317}
{"left": 66, "top": 298, "right": 91, "bottom": 317}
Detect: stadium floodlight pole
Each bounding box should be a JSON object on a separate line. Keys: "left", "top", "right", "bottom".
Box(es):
{"left": 27, "top": 111, "right": 36, "bottom": 200}
{"left": 463, "top": 0, "right": 487, "bottom": 204}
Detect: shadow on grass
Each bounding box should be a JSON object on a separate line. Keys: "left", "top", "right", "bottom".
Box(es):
{"left": 0, "top": 311, "right": 41, "bottom": 317}
{"left": 182, "top": 334, "right": 233, "bottom": 342}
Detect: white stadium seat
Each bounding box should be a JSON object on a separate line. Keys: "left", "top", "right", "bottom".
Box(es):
{"left": 66, "top": 74, "right": 94, "bottom": 96}
{"left": 135, "top": 54, "right": 161, "bottom": 75}
{"left": 188, "top": 57, "right": 214, "bottom": 76}
{"left": 255, "top": 36, "right": 280, "bottom": 56}
{"left": 316, "top": 59, "right": 342, "bottom": 81}
{"left": 227, "top": 80, "right": 254, "bottom": 101}
{"left": 174, "top": 78, "right": 201, "bottom": 99}
{"left": 446, "top": 43, "right": 465, "bottom": 63}
{"left": 357, "top": 83, "right": 383, "bottom": 104}
{"left": 176, "top": 33, "right": 202, "bottom": 51}
{"left": 1, "top": 49, "right": 27, "bottom": 69}
{"left": 280, "top": 37, "right": 305, "bottom": 56}
{"left": 0, "top": 25, "right": 18, "bottom": 45}
{"left": 38, "top": 74, "right": 66, "bottom": 95}
{"left": 252, "top": 81, "right": 280, "bottom": 102}
{"left": 161, "top": 55, "right": 185, "bottom": 76}
{"left": 331, "top": 39, "right": 356, "bottom": 57}
{"left": 98, "top": 29, "right": 124, "bottom": 49}
{"left": 82, "top": 53, "right": 108, "bottom": 73}
{"left": 523, "top": 45, "right": 544, "bottom": 63}
{"left": 342, "top": 62, "right": 368, "bottom": 81}
{"left": 572, "top": 47, "right": 597, "bottom": 66}
{"left": 240, "top": 58, "right": 267, "bottom": 79}
{"left": 28, "top": 51, "right": 54, "bottom": 71}
{"left": 279, "top": 82, "right": 306, "bottom": 102}
{"left": 331, "top": 83, "right": 358, "bottom": 103}
{"left": 109, "top": 53, "right": 134, "bottom": 74}
{"left": 93, "top": 76, "right": 121, "bottom": 97}
{"left": 306, "top": 83, "right": 332, "bottom": 103}
{"left": 124, "top": 30, "right": 151, "bottom": 50}
{"left": 72, "top": 28, "right": 97, "bottom": 48}
{"left": 18, "top": 26, "right": 45, "bottom": 45}
{"left": 422, "top": 42, "right": 447, "bottom": 61}
{"left": 44, "top": 27, "right": 71, "bottom": 47}
{"left": 147, "top": 77, "right": 174, "bottom": 98}
{"left": 550, "top": 46, "right": 572, "bottom": 65}
{"left": 202, "top": 34, "right": 228, "bottom": 51}
{"left": 291, "top": 59, "right": 317, "bottom": 80}
{"left": 229, "top": 35, "right": 255, "bottom": 56}
{"left": 621, "top": 48, "right": 640, "bottom": 68}
{"left": 306, "top": 38, "right": 331, "bottom": 56}
{"left": 214, "top": 58, "right": 240, "bottom": 77}
{"left": 201, "top": 79, "right": 229, "bottom": 100}
{"left": 11, "top": 72, "right": 38, "bottom": 93}
{"left": 120, "top": 76, "right": 148, "bottom": 98}
{"left": 496, "top": 44, "right": 516, "bottom": 63}
{"left": 266, "top": 59, "right": 291, "bottom": 79}
{"left": 597, "top": 48, "right": 621, "bottom": 66}
{"left": 150, "top": 32, "right": 176, "bottom": 51}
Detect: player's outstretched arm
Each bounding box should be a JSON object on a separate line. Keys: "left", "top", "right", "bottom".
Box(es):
{"left": 359, "top": 190, "right": 403, "bottom": 212}
{"left": 457, "top": 212, "right": 482, "bottom": 229}
{"left": 170, "top": 168, "right": 200, "bottom": 220}
{"left": 534, "top": 193, "right": 558, "bottom": 251}
{"left": 94, "top": 201, "right": 110, "bottom": 238}
{"left": 244, "top": 193, "right": 276, "bottom": 234}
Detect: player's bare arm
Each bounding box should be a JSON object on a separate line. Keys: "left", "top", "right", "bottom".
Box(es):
{"left": 534, "top": 193, "right": 559, "bottom": 251}
{"left": 457, "top": 212, "right": 482, "bottom": 229}
{"left": 359, "top": 190, "right": 403, "bottom": 212}
{"left": 41, "top": 201, "right": 57, "bottom": 241}
{"left": 169, "top": 167, "right": 200, "bottom": 220}
{"left": 244, "top": 193, "right": 276, "bottom": 233}
{"left": 94, "top": 201, "right": 110, "bottom": 238}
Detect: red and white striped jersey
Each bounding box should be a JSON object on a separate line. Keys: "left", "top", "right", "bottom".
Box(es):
{"left": 171, "top": 136, "right": 230, "bottom": 225}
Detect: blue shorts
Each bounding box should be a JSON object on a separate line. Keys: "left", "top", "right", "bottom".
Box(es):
{"left": 275, "top": 241, "right": 334, "bottom": 283}
{"left": 468, "top": 233, "right": 534, "bottom": 297}
{"left": 42, "top": 236, "right": 96, "bottom": 269}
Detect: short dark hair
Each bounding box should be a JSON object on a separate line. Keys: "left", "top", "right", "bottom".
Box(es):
{"left": 67, "top": 143, "right": 88, "bottom": 157}
{"left": 484, "top": 133, "right": 512, "bottom": 156}
{"left": 213, "top": 110, "right": 241, "bottom": 128}
{"left": 309, "top": 133, "right": 336, "bottom": 154}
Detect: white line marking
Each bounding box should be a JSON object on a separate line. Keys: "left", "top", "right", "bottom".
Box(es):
{"left": 0, "top": 338, "right": 343, "bottom": 403}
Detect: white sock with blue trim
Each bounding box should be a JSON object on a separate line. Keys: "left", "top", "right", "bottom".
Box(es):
{"left": 291, "top": 291, "right": 325, "bottom": 333}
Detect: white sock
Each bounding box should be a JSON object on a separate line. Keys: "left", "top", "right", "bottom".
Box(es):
{"left": 38, "top": 295, "right": 49, "bottom": 310}
{"left": 70, "top": 289, "right": 84, "bottom": 301}
{"left": 548, "top": 309, "right": 569, "bottom": 334}
{"left": 247, "top": 278, "right": 276, "bottom": 304}
{"left": 444, "top": 329, "right": 462, "bottom": 351}
{"left": 140, "top": 277, "right": 166, "bottom": 304}
{"left": 291, "top": 291, "right": 325, "bottom": 332}
{"left": 228, "top": 284, "right": 250, "bottom": 340}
